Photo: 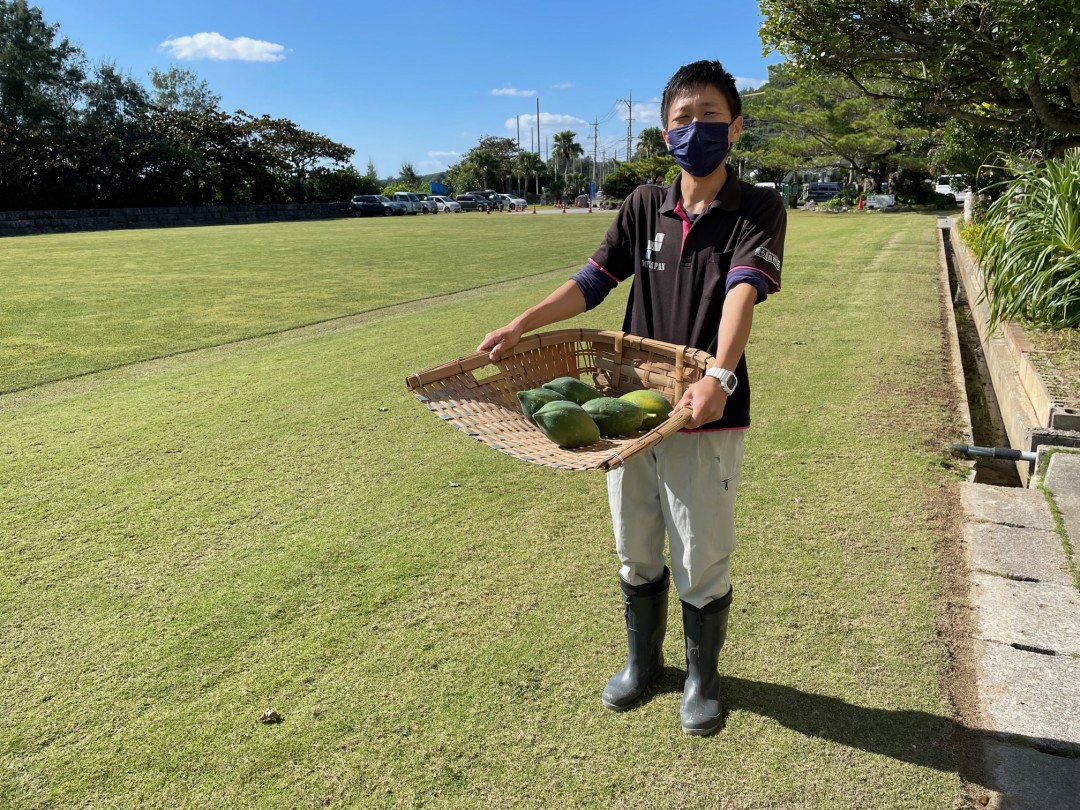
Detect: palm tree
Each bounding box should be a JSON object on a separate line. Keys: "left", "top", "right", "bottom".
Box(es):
{"left": 636, "top": 127, "right": 666, "bottom": 159}
{"left": 514, "top": 150, "right": 545, "bottom": 197}
{"left": 466, "top": 148, "right": 500, "bottom": 189}
{"left": 552, "top": 130, "right": 584, "bottom": 183}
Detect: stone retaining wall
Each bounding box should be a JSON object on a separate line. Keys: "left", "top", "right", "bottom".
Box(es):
{"left": 0, "top": 202, "right": 352, "bottom": 237}
{"left": 947, "top": 221, "right": 1080, "bottom": 483}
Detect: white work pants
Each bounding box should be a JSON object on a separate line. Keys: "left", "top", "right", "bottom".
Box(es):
{"left": 607, "top": 430, "right": 745, "bottom": 609}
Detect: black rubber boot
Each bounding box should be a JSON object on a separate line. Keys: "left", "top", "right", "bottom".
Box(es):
{"left": 680, "top": 589, "right": 733, "bottom": 736}
{"left": 601, "top": 567, "right": 670, "bottom": 711}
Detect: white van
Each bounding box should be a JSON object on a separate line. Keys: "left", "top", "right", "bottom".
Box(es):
{"left": 392, "top": 192, "right": 422, "bottom": 215}
{"left": 934, "top": 175, "right": 970, "bottom": 203}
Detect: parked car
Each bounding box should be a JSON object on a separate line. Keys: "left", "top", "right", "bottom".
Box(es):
{"left": 416, "top": 194, "right": 438, "bottom": 214}
{"left": 454, "top": 193, "right": 491, "bottom": 212}
{"left": 469, "top": 190, "right": 504, "bottom": 211}
{"left": 496, "top": 193, "right": 528, "bottom": 211}
{"left": 799, "top": 182, "right": 843, "bottom": 204}
{"left": 351, "top": 194, "right": 394, "bottom": 217}
{"left": 934, "top": 175, "right": 971, "bottom": 203}
{"left": 376, "top": 194, "right": 407, "bottom": 215}
{"left": 392, "top": 191, "right": 423, "bottom": 214}
{"left": 430, "top": 195, "right": 461, "bottom": 213}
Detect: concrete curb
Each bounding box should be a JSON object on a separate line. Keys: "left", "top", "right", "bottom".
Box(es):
{"left": 961, "top": 466, "right": 1080, "bottom": 807}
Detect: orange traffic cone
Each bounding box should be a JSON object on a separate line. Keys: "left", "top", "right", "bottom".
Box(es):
{"left": 857, "top": 195, "right": 864, "bottom": 210}
{"left": 532, "top": 206, "right": 537, "bottom": 214}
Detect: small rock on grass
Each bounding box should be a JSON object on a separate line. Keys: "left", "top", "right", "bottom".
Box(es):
{"left": 258, "top": 708, "right": 284, "bottom": 724}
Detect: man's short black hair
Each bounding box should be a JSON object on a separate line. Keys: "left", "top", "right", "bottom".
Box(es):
{"left": 660, "top": 60, "right": 742, "bottom": 129}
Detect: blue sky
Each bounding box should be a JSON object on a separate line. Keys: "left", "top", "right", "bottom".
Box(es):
{"left": 36, "top": 0, "right": 782, "bottom": 178}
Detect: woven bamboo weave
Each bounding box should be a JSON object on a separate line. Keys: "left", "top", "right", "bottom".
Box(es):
{"left": 405, "top": 329, "right": 715, "bottom": 471}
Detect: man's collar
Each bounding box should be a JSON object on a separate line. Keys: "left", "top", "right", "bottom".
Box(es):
{"left": 661, "top": 165, "right": 742, "bottom": 215}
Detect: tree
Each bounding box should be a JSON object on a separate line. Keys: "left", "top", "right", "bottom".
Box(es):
{"left": 760, "top": 0, "right": 1080, "bottom": 156}
{"left": 635, "top": 127, "right": 666, "bottom": 159}
{"left": 73, "top": 62, "right": 156, "bottom": 206}
{"left": 514, "top": 150, "right": 546, "bottom": 196}
{"left": 736, "top": 62, "right": 930, "bottom": 191}
{"left": 465, "top": 147, "right": 501, "bottom": 189}
{"left": 475, "top": 136, "right": 520, "bottom": 185}
{"left": 565, "top": 171, "right": 587, "bottom": 199}
{"left": 398, "top": 162, "right": 421, "bottom": 189}
{"left": 599, "top": 154, "right": 676, "bottom": 200}
{"left": 552, "top": 130, "right": 584, "bottom": 182}
{"left": 250, "top": 115, "right": 355, "bottom": 202}
{"left": 443, "top": 136, "right": 525, "bottom": 194}
{"left": 149, "top": 66, "right": 220, "bottom": 113}
{"left": 0, "top": 0, "right": 85, "bottom": 127}
{"left": 308, "top": 165, "right": 371, "bottom": 202}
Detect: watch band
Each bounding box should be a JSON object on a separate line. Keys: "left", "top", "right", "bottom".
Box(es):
{"left": 705, "top": 367, "right": 737, "bottom": 396}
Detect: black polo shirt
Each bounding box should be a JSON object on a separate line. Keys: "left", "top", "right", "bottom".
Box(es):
{"left": 588, "top": 170, "right": 785, "bottom": 430}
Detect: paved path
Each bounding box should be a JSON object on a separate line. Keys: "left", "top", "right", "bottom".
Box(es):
{"left": 961, "top": 450, "right": 1080, "bottom": 808}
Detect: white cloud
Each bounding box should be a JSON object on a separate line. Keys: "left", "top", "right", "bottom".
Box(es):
{"left": 734, "top": 76, "right": 766, "bottom": 91}
{"left": 160, "top": 32, "right": 287, "bottom": 62}
{"left": 617, "top": 98, "right": 662, "bottom": 127}
{"left": 492, "top": 87, "right": 535, "bottom": 97}
{"left": 509, "top": 112, "right": 588, "bottom": 131}
{"left": 428, "top": 151, "right": 460, "bottom": 160}
{"left": 553, "top": 82, "right": 575, "bottom": 89}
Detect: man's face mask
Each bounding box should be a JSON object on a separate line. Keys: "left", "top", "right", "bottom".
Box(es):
{"left": 665, "top": 121, "right": 731, "bottom": 178}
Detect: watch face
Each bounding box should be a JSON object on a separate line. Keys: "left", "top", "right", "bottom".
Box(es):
{"left": 707, "top": 368, "right": 735, "bottom": 394}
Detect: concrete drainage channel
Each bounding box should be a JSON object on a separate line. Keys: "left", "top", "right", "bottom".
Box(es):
{"left": 938, "top": 219, "right": 1080, "bottom": 808}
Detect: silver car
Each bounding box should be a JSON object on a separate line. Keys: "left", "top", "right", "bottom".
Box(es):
{"left": 430, "top": 195, "right": 462, "bottom": 213}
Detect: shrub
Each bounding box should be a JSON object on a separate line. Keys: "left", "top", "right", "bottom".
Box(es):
{"left": 958, "top": 221, "right": 998, "bottom": 256}
{"left": 819, "top": 192, "right": 858, "bottom": 210}
{"left": 977, "top": 150, "right": 1080, "bottom": 330}
{"left": 928, "top": 192, "right": 959, "bottom": 209}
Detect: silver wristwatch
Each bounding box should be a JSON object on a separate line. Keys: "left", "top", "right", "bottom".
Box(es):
{"left": 705, "top": 367, "right": 737, "bottom": 396}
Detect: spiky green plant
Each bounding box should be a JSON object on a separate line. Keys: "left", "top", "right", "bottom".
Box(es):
{"left": 977, "top": 150, "right": 1080, "bottom": 329}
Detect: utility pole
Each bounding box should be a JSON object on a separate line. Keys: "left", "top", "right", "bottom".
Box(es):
{"left": 591, "top": 118, "right": 599, "bottom": 192}
{"left": 516, "top": 115, "right": 520, "bottom": 149}
{"left": 617, "top": 91, "right": 632, "bottom": 163}
{"left": 536, "top": 98, "right": 541, "bottom": 157}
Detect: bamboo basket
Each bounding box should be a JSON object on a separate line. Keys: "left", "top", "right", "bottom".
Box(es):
{"left": 405, "top": 329, "right": 714, "bottom": 471}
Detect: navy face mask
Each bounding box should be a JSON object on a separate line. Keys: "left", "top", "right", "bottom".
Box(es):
{"left": 665, "top": 121, "right": 731, "bottom": 177}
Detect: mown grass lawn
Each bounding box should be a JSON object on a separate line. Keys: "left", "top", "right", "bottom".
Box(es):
{"left": 0, "top": 214, "right": 611, "bottom": 394}
{"left": 1, "top": 211, "right": 967, "bottom": 808}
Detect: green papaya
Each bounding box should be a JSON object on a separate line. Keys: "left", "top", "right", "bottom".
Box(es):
{"left": 532, "top": 400, "right": 601, "bottom": 448}
{"left": 582, "top": 397, "right": 645, "bottom": 436}
{"left": 517, "top": 387, "right": 566, "bottom": 424}
{"left": 542, "top": 376, "right": 604, "bottom": 405}
{"left": 619, "top": 389, "right": 673, "bottom": 429}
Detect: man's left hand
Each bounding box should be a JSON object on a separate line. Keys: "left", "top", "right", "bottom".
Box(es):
{"left": 675, "top": 377, "right": 728, "bottom": 428}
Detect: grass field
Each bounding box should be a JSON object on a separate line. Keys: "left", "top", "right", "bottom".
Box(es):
{"left": 1, "top": 211, "right": 968, "bottom": 808}
{"left": 0, "top": 215, "right": 609, "bottom": 394}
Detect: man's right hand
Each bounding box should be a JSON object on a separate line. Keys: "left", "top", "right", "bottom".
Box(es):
{"left": 475, "top": 280, "right": 588, "bottom": 362}
{"left": 477, "top": 323, "right": 523, "bottom": 362}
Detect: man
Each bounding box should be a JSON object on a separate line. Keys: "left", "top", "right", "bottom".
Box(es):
{"left": 477, "top": 60, "right": 785, "bottom": 735}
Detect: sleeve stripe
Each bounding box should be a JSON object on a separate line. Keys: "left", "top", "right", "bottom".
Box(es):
{"left": 730, "top": 264, "right": 781, "bottom": 293}
{"left": 588, "top": 257, "right": 620, "bottom": 283}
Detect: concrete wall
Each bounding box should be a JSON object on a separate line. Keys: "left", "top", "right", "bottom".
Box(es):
{"left": 0, "top": 202, "right": 351, "bottom": 238}
{"left": 948, "top": 222, "right": 1080, "bottom": 483}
